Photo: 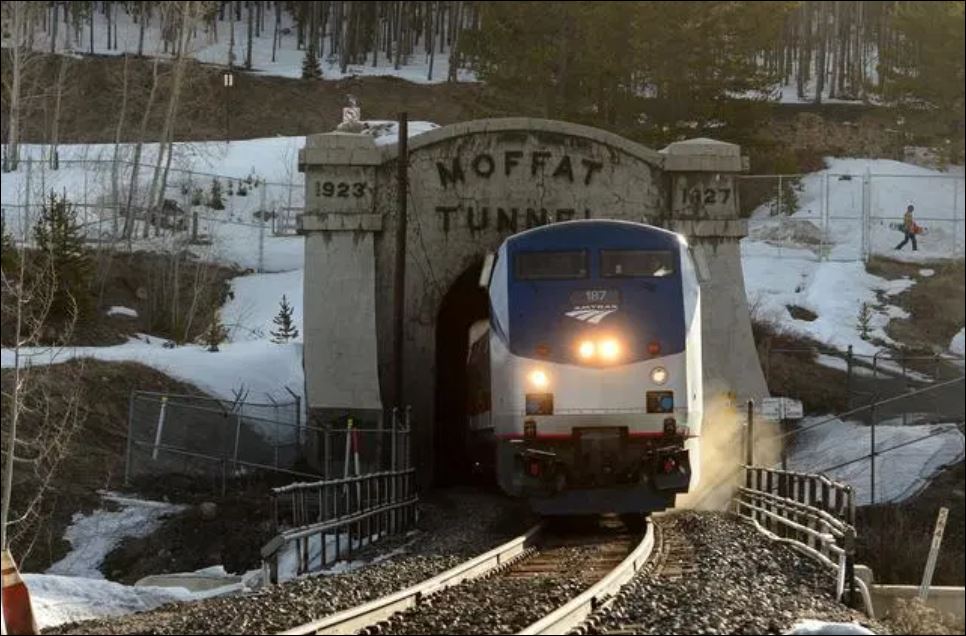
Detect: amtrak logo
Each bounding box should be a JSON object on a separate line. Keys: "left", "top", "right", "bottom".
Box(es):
{"left": 565, "top": 307, "right": 617, "bottom": 324}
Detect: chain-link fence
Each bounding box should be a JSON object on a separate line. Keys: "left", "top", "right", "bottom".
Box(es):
{"left": 739, "top": 171, "right": 965, "bottom": 262}
{"left": 124, "top": 391, "right": 413, "bottom": 495}
{"left": 1, "top": 156, "right": 305, "bottom": 270}
{"left": 764, "top": 346, "right": 966, "bottom": 415}
{"left": 124, "top": 390, "right": 316, "bottom": 492}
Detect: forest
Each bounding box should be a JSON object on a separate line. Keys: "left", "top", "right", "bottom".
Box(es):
{"left": 2, "top": 1, "right": 964, "bottom": 161}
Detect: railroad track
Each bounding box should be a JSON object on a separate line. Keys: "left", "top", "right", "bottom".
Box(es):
{"left": 281, "top": 517, "right": 655, "bottom": 636}
{"left": 578, "top": 514, "right": 699, "bottom": 636}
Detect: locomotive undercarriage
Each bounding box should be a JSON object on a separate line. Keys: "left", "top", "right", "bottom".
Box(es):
{"left": 507, "top": 424, "right": 692, "bottom": 515}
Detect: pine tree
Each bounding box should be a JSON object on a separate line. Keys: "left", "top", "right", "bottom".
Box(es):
{"left": 33, "top": 193, "right": 93, "bottom": 320}
{"left": 880, "top": 1, "right": 965, "bottom": 162}
{"left": 270, "top": 295, "right": 299, "bottom": 343}
{"left": 204, "top": 310, "right": 229, "bottom": 352}
{"left": 302, "top": 46, "right": 323, "bottom": 79}
{"left": 208, "top": 178, "right": 225, "bottom": 210}
{"left": 1, "top": 215, "right": 18, "bottom": 273}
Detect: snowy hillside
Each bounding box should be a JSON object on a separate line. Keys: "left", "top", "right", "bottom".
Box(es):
{"left": 7, "top": 8, "right": 474, "bottom": 84}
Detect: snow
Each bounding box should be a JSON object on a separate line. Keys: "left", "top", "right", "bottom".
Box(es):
{"left": 23, "top": 573, "right": 195, "bottom": 629}
{"left": 358, "top": 120, "right": 442, "bottom": 146}
{"left": 743, "top": 157, "right": 964, "bottom": 359}
{"left": 746, "top": 158, "right": 965, "bottom": 263}
{"left": 951, "top": 329, "right": 966, "bottom": 358}
{"left": 918, "top": 268, "right": 935, "bottom": 277}
{"left": 47, "top": 492, "right": 184, "bottom": 579}
{"left": 786, "top": 417, "right": 965, "bottom": 506}
{"left": 107, "top": 306, "right": 138, "bottom": 318}
{"left": 743, "top": 243, "right": 914, "bottom": 356}
{"left": 276, "top": 532, "right": 412, "bottom": 582}
{"left": 0, "top": 338, "right": 303, "bottom": 406}
{"left": 6, "top": 9, "right": 476, "bottom": 85}
{"left": 222, "top": 270, "right": 303, "bottom": 342}
{"left": 786, "top": 620, "right": 875, "bottom": 635}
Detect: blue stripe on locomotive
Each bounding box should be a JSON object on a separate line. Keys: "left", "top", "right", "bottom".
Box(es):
{"left": 498, "top": 220, "right": 686, "bottom": 365}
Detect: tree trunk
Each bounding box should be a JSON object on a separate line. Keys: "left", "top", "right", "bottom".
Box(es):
{"left": 138, "top": 4, "right": 146, "bottom": 55}
{"left": 246, "top": 0, "right": 254, "bottom": 69}
{"left": 124, "top": 56, "right": 162, "bottom": 240}
{"left": 50, "top": 1, "right": 59, "bottom": 53}
{"left": 111, "top": 54, "right": 131, "bottom": 239}
{"left": 272, "top": 1, "right": 280, "bottom": 62}
{"left": 447, "top": 1, "right": 462, "bottom": 82}
{"left": 49, "top": 56, "right": 70, "bottom": 170}
{"left": 4, "top": 3, "right": 30, "bottom": 173}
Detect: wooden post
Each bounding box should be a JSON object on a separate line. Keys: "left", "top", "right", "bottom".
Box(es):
{"left": 919, "top": 507, "right": 949, "bottom": 601}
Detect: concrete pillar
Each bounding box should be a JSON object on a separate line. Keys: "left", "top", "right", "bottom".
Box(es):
{"left": 661, "top": 138, "right": 768, "bottom": 404}
{"left": 298, "top": 133, "right": 384, "bottom": 470}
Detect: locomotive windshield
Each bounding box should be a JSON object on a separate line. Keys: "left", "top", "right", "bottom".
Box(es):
{"left": 515, "top": 250, "right": 588, "bottom": 280}
{"left": 600, "top": 250, "right": 675, "bottom": 278}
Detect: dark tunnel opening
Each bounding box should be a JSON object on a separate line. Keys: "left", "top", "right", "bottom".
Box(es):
{"left": 434, "top": 261, "right": 489, "bottom": 487}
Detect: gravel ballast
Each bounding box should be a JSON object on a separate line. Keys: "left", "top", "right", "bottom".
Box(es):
{"left": 583, "top": 511, "right": 882, "bottom": 635}
{"left": 47, "top": 489, "right": 534, "bottom": 635}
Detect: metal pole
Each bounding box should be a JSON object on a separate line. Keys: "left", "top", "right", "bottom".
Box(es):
{"left": 151, "top": 396, "right": 168, "bottom": 460}
{"left": 870, "top": 399, "right": 877, "bottom": 506}
{"left": 392, "top": 113, "right": 409, "bottom": 408}
{"left": 258, "top": 182, "right": 266, "bottom": 272}
{"left": 846, "top": 345, "right": 853, "bottom": 409}
{"left": 745, "top": 400, "right": 755, "bottom": 468}
{"left": 124, "top": 391, "right": 137, "bottom": 485}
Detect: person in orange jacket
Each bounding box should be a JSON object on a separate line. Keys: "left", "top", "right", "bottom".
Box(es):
{"left": 895, "top": 204, "right": 919, "bottom": 251}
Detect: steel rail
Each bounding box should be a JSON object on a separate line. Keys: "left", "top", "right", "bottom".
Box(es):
{"left": 278, "top": 523, "right": 544, "bottom": 635}
{"left": 518, "top": 519, "right": 656, "bottom": 635}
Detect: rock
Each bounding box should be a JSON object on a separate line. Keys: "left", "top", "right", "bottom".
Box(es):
{"left": 199, "top": 502, "right": 218, "bottom": 520}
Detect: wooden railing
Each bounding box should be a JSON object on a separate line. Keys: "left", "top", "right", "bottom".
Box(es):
{"left": 734, "top": 466, "right": 873, "bottom": 614}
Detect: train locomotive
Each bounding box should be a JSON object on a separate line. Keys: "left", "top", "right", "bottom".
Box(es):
{"left": 467, "top": 220, "right": 703, "bottom": 515}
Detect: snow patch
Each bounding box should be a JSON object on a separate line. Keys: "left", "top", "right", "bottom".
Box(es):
{"left": 743, "top": 243, "right": 914, "bottom": 356}
{"left": 106, "top": 306, "right": 138, "bottom": 318}
{"left": 787, "top": 418, "right": 965, "bottom": 506}
{"left": 23, "top": 574, "right": 194, "bottom": 629}
{"left": 223, "top": 270, "right": 303, "bottom": 342}
{"left": 1, "top": 339, "right": 304, "bottom": 407}
{"left": 918, "top": 268, "right": 935, "bottom": 277}
{"left": 47, "top": 492, "right": 184, "bottom": 579}
{"left": 786, "top": 619, "right": 875, "bottom": 635}
{"left": 951, "top": 328, "right": 965, "bottom": 358}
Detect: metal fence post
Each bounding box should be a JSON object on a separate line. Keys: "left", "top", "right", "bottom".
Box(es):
{"left": 151, "top": 396, "right": 169, "bottom": 460}
{"left": 870, "top": 398, "right": 878, "bottom": 506}
{"left": 844, "top": 526, "right": 857, "bottom": 607}
{"left": 124, "top": 391, "right": 137, "bottom": 486}
{"left": 233, "top": 411, "right": 243, "bottom": 474}
{"left": 745, "top": 400, "right": 755, "bottom": 468}
{"left": 846, "top": 345, "right": 853, "bottom": 409}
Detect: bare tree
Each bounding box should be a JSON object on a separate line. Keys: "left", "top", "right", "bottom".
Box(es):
{"left": 48, "top": 56, "right": 71, "bottom": 170}
{"left": 1, "top": 230, "right": 84, "bottom": 555}
{"left": 2, "top": 2, "right": 42, "bottom": 173}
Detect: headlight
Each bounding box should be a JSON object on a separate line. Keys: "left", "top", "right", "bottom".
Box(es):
{"left": 650, "top": 366, "right": 668, "bottom": 385}
{"left": 599, "top": 339, "right": 621, "bottom": 362}
{"left": 578, "top": 340, "right": 596, "bottom": 359}
{"left": 527, "top": 369, "right": 549, "bottom": 389}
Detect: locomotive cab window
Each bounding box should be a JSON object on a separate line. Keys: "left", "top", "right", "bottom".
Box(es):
{"left": 601, "top": 250, "right": 675, "bottom": 278}
{"left": 515, "top": 250, "right": 588, "bottom": 280}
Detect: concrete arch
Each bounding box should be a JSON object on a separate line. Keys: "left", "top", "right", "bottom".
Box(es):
{"left": 377, "top": 117, "right": 666, "bottom": 169}
{"left": 298, "top": 118, "right": 766, "bottom": 483}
